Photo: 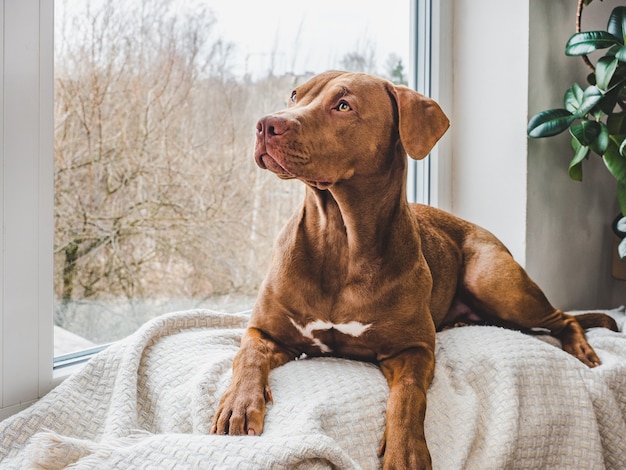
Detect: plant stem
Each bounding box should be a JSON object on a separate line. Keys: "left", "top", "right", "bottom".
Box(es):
{"left": 576, "top": 0, "right": 595, "bottom": 72}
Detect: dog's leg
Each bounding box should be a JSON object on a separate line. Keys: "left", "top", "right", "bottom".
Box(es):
{"left": 211, "top": 328, "right": 292, "bottom": 436}
{"left": 378, "top": 344, "right": 435, "bottom": 470}
{"left": 462, "top": 237, "right": 603, "bottom": 367}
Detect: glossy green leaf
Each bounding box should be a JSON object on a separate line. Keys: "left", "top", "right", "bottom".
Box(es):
{"left": 527, "top": 109, "right": 575, "bottom": 138}
{"left": 608, "top": 113, "right": 626, "bottom": 135}
{"left": 603, "top": 139, "right": 626, "bottom": 185}
{"left": 566, "top": 31, "right": 621, "bottom": 56}
{"left": 597, "top": 83, "right": 623, "bottom": 115}
{"left": 569, "top": 162, "right": 584, "bottom": 181}
{"left": 564, "top": 83, "right": 584, "bottom": 114}
{"left": 618, "top": 237, "right": 626, "bottom": 259}
{"left": 592, "top": 122, "right": 610, "bottom": 155}
{"left": 577, "top": 86, "right": 603, "bottom": 117}
{"left": 616, "top": 45, "right": 626, "bottom": 62}
{"left": 571, "top": 120, "right": 601, "bottom": 145}
{"left": 587, "top": 72, "right": 597, "bottom": 87}
{"left": 563, "top": 85, "right": 603, "bottom": 118}
{"left": 596, "top": 57, "right": 619, "bottom": 90}
{"left": 607, "top": 6, "right": 626, "bottom": 43}
{"left": 606, "top": 44, "right": 623, "bottom": 58}
{"left": 569, "top": 139, "right": 588, "bottom": 182}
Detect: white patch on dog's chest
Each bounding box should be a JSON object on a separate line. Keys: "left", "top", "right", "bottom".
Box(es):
{"left": 289, "top": 318, "right": 372, "bottom": 353}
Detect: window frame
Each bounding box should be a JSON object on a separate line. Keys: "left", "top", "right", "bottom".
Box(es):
{"left": 0, "top": 0, "right": 449, "bottom": 420}
{"left": 408, "top": 0, "right": 452, "bottom": 210}
{"left": 0, "top": 0, "right": 55, "bottom": 420}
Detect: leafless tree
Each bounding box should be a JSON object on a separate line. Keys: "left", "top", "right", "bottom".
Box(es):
{"left": 339, "top": 37, "right": 378, "bottom": 74}
{"left": 55, "top": 1, "right": 402, "bottom": 344}
{"left": 54, "top": 0, "right": 302, "bottom": 340}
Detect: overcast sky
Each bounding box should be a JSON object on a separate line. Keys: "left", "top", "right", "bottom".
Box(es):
{"left": 55, "top": 0, "right": 410, "bottom": 80}
{"left": 206, "top": 0, "right": 410, "bottom": 78}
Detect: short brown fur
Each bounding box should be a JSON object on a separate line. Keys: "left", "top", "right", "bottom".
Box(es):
{"left": 211, "top": 71, "right": 617, "bottom": 469}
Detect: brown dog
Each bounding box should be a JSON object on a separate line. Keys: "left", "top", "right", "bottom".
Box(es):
{"left": 210, "top": 71, "right": 617, "bottom": 469}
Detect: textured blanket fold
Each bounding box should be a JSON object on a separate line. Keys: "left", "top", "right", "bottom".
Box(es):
{"left": 1, "top": 307, "right": 625, "bottom": 469}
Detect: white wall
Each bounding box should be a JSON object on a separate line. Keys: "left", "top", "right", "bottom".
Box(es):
{"left": 526, "top": 0, "right": 626, "bottom": 309}
{"left": 450, "top": 0, "right": 530, "bottom": 263}
{"left": 449, "top": 0, "right": 626, "bottom": 309}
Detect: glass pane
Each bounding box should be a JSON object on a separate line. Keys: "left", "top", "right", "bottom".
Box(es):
{"left": 53, "top": 0, "right": 410, "bottom": 357}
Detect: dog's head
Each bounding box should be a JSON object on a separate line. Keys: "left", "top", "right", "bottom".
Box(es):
{"left": 254, "top": 71, "right": 449, "bottom": 190}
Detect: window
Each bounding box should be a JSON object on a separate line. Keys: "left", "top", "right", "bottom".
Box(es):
{"left": 1, "top": 0, "right": 446, "bottom": 419}
{"left": 52, "top": 0, "right": 412, "bottom": 359}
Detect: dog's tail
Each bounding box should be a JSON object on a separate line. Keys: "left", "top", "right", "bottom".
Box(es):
{"left": 575, "top": 313, "right": 619, "bottom": 332}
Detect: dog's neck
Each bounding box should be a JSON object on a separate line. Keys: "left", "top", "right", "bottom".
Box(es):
{"left": 302, "top": 160, "right": 412, "bottom": 261}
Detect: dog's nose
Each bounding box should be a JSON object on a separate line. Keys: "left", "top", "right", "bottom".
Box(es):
{"left": 257, "top": 115, "right": 289, "bottom": 137}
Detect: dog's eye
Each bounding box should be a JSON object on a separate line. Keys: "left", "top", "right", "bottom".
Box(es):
{"left": 290, "top": 90, "right": 297, "bottom": 103}
{"left": 336, "top": 101, "right": 351, "bottom": 112}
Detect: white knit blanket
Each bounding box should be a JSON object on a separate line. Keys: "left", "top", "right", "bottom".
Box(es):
{"left": 1, "top": 307, "right": 625, "bottom": 469}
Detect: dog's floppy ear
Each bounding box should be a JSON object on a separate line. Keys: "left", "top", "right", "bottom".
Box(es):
{"left": 391, "top": 85, "right": 449, "bottom": 160}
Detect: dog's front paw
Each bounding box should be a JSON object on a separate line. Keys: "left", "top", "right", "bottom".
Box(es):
{"left": 210, "top": 384, "right": 272, "bottom": 436}
{"left": 379, "top": 432, "right": 432, "bottom": 470}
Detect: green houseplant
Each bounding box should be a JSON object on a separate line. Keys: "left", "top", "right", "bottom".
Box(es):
{"left": 527, "top": 0, "right": 626, "bottom": 259}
